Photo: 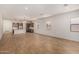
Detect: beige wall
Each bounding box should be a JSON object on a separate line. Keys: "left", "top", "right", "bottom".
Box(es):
{"left": 0, "top": 15, "right": 3, "bottom": 40}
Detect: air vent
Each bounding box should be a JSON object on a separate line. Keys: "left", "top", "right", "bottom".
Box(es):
{"left": 64, "top": 4, "right": 68, "bottom": 7}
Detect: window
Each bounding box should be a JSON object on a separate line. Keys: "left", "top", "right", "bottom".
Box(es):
{"left": 70, "top": 17, "right": 79, "bottom": 32}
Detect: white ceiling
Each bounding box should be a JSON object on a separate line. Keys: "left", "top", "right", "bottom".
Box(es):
{"left": 0, "top": 4, "right": 79, "bottom": 20}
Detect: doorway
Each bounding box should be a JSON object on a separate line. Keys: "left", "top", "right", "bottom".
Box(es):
{"left": 26, "top": 21, "right": 34, "bottom": 33}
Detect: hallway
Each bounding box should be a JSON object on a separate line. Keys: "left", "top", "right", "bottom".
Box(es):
{"left": 0, "top": 32, "right": 79, "bottom": 54}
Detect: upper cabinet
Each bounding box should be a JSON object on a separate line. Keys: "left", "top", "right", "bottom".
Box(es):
{"left": 12, "top": 23, "right": 23, "bottom": 30}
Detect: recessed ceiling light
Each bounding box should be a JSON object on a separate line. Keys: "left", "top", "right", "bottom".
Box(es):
{"left": 25, "top": 7, "right": 28, "bottom": 10}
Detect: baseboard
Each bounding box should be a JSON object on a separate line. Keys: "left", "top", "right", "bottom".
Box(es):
{"left": 35, "top": 33, "right": 79, "bottom": 42}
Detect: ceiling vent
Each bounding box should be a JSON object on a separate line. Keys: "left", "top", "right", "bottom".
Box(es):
{"left": 64, "top": 4, "right": 68, "bottom": 7}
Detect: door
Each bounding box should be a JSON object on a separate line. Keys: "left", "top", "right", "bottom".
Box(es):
{"left": 3, "top": 20, "right": 12, "bottom": 33}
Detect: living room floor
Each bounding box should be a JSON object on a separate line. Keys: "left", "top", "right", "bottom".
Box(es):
{"left": 0, "top": 32, "right": 79, "bottom": 54}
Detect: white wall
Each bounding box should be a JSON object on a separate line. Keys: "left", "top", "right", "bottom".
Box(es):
{"left": 34, "top": 10, "right": 79, "bottom": 41}
{"left": 3, "top": 20, "right": 12, "bottom": 33}
{"left": 0, "top": 15, "right": 3, "bottom": 40}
